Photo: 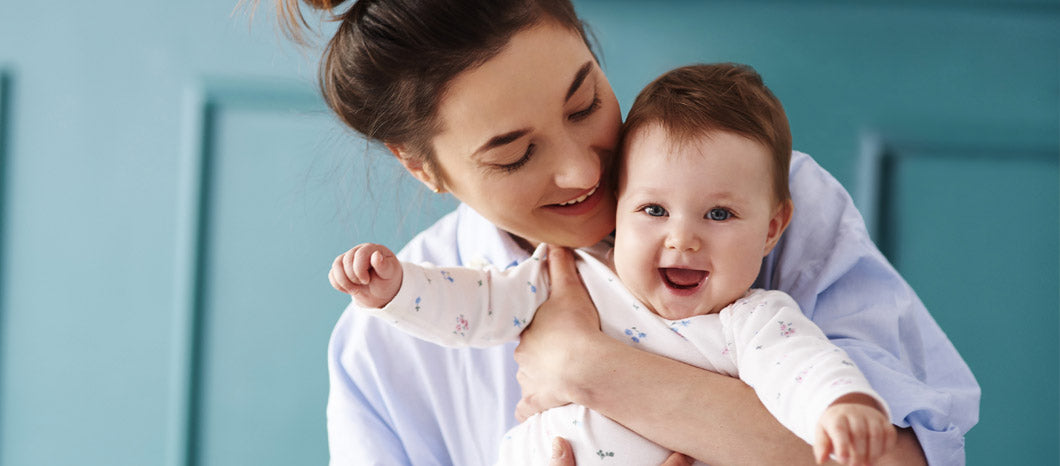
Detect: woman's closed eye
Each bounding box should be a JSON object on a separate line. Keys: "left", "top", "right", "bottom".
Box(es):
{"left": 568, "top": 94, "right": 601, "bottom": 122}
{"left": 496, "top": 144, "right": 535, "bottom": 173}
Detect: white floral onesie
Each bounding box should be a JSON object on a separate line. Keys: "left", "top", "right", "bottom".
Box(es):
{"left": 363, "top": 243, "right": 889, "bottom": 466}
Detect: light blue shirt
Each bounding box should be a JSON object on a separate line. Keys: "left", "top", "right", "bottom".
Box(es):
{"left": 325, "top": 151, "right": 980, "bottom": 466}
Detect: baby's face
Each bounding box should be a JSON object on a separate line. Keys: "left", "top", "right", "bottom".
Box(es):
{"left": 613, "top": 126, "right": 788, "bottom": 320}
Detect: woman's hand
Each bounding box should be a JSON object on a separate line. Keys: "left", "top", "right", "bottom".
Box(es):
{"left": 513, "top": 246, "right": 602, "bottom": 421}
{"left": 548, "top": 437, "right": 693, "bottom": 466}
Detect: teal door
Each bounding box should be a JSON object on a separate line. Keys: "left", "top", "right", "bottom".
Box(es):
{"left": 1, "top": 1, "right": 1055, "bottom": 465}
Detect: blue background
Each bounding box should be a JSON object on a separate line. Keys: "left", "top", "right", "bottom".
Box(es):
{"left": 0, "top": 1, "right": 1056, "bottom": 464}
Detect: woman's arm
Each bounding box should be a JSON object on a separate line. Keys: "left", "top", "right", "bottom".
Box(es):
{"left": 516, "top": 247, "right": 926, "bottom": 465}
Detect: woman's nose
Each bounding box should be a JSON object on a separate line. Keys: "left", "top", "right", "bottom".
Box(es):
{"left": 553, "top": 136, "right": 600, "bottom": 189}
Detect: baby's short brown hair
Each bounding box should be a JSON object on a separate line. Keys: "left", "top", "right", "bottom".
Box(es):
{"left": 622, "top": 63, "right": 792, "bottom": 202}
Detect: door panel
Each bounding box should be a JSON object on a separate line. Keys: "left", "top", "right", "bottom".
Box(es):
{"left": 880, "top": 142, "right": 1058, "bottom": 463}
{"left": 185, "top": 84, "right": 456, "bottom": 466}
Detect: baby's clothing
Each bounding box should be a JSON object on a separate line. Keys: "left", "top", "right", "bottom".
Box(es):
{"left": 363, "top": 243, "right": 888, "bottom": 465}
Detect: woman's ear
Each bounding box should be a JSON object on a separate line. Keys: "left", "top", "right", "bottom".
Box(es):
{"left": 386, "top": 143, "right": 444, "bottom": 193}
{"left": 763, "top": 199, "right": 794, "bottom": 256}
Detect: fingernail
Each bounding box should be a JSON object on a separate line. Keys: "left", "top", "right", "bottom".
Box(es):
{"left": 551, "top": 438, "right": 563, "bottom": 459}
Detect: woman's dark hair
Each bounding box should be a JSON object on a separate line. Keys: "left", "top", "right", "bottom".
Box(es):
{"left": 275, "top": 0, "right": 595, "bottom": 182}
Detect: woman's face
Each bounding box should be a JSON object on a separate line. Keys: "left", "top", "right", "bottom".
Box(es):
{"left": 425, "top": 20, "right": 621, "bottom": 248}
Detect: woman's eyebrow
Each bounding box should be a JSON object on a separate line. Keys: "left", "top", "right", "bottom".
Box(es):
{"left": 472, "top": 61, "right": 594, "bottom": 158}
{"left": 473, "top": 128, "right": 530, "bottom": 157}
{"left": 566, "top": 61, "right": 594, "bottom": 102}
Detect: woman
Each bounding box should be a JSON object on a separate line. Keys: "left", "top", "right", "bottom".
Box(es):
{"left": 278, "top": 1, "right": 979, "bottom": 464}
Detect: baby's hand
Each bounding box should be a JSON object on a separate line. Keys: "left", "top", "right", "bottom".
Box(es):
{"left": 813, "top": 393, "right": 897, "bottom": 466}
{"left": 328, "top": 243, "right": 403, "bottom": 308}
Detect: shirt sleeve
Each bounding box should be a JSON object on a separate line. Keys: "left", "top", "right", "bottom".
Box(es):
{"left": 326, "top": 311, "right": 413, "bottom": 466}
{"left": 720, "top": 290, "right": 890, "bottom": 445}
{"left": 362, "top": 244, "right": 551, "bottom": 348}
{"left": 757, "top": 151, "right": 980, "bottom": 465}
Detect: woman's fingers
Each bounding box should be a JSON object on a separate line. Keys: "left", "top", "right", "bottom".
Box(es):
{"left": 546, "top": 245, "right": 576, "bottom": 285}
{"left": 545, "top": 246, "right": 599, "bottom": 328}
{"left": 660, "top": 452, "right": 694, "bottom": 466}
{"left": 549, "top": 437, "right": 575, "bottom": 466}
{"left": 514, "top": 245, "right": 603, "bottom": 421}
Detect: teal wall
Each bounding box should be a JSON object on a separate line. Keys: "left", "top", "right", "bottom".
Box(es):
{"left": 0, "top": 1, "right": 1056, "bottom": 465}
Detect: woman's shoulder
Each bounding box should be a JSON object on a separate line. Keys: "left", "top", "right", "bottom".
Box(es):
{"left": 396, "top": 205, "right": 465, "bottom": 264}
{"left": 398, "top": 203, "right": 525, "bottom": 268}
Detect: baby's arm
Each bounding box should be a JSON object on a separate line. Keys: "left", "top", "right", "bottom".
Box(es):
{"left": 721, "top": 290, "right": 894, "bottom": 465}
{"left": 814, "top": 393, "right": 896, "bottom": 466}
{"left": 329, "top": 243, "right": 403, "bottom": 308}
{"left": 332, "top": 242, "right": 552, "bottom": 348}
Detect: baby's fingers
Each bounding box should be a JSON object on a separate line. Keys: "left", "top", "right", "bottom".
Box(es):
{"left": 865, "top": 419, "right": 884, "bottom": 461}
{"left": 331, "top": 254, "right": 355, "bottom": 293}
{"left": 824, "top": 416, "right": 852, "bottom": 464}
{"left": 847, "top": 416, "right": 868, "bottom": 465}
{"left": 866, "top": 419, "right": 898, "bottom": 464}
{"left": 813, "top": 423, "right": 833, "bottom": 464}
{"left": 349, "top": 245, "right": 376, "bottom": 284}
{"left": 370, "top": 249, "right": 400, "bottom": 280}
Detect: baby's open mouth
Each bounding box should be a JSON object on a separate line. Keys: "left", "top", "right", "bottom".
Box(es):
{"left": 660, "top": 268, "right": 707, "bottom": 290}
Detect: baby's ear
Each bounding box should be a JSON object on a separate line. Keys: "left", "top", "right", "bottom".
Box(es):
{"left": 763, "top": 199, "right": 794, "bottom": 256}
{"left": 387, "top": 143, "right": 445, "bottom": 193}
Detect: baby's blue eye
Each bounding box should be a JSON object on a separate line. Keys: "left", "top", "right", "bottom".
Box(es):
{"left": 707, "top": 208, "right": 732, "bottom": 221}
{"left": 643, "top": 205, "right": 667, "bottom": 217}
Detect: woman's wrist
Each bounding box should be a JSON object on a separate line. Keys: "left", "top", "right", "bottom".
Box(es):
{"left": 561, "top": 331, "right": 624, "bottom": 407}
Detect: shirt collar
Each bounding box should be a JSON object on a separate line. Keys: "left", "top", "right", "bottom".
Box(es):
{"left": 455, "top": 203, "right": 532, "bottom": 269}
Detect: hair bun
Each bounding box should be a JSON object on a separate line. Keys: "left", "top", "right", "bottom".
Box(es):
{"left": 275, "top": 0, "right": 353, "bottom": 43}
{"left": 301, "top": 0, "right": 352, "bottom": 11}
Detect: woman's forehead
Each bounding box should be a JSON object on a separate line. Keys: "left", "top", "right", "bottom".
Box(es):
{"left": 432, "top": 22, "right": 599, "bottom": 151}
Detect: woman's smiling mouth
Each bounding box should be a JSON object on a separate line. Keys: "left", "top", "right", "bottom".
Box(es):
{"left": 558, "top": 183, "right": 598, "bottom": 206}
{"left": 544, "top": 182, "right": 604, "bottom": 215}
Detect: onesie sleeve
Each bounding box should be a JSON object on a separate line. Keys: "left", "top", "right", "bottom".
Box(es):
{"left": 720, "top": 289, "right": 890, "bottom": 445}
{"left": 361, "top": 243, "right": 551, "bottom": 348}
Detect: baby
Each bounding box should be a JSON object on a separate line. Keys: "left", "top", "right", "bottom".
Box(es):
{"left": 329, "top": 63, "right": 896, "bottom": 465}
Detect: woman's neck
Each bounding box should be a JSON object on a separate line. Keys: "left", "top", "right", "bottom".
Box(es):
{"left": 508, "top": 232, "right": 538, "bottom": 255}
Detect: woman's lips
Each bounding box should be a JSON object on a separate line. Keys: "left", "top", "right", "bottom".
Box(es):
{"left": 543, "top": 183, "right": 604, "bottom": 216}
{"left": 558, "top": 184, "right": 598, "bottom": 206}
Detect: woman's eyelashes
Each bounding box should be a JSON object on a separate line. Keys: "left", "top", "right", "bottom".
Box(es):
{"left": 568, "top": 94, "right": 601, "bottom": 122}
{"left": 497, "top": 143, "right": 534, "bottom": 173}
{"left": 490, "top": 90, "right": 600, "bottom": 174}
